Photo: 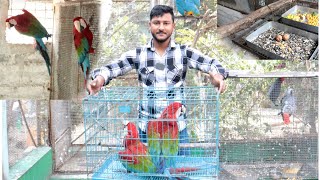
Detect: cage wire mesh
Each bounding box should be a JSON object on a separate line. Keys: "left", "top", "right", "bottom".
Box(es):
{"left": 52, "top": 2, "right": 101, "bottom": 99}
{"left": 50, "top": 100, "right": 87, "bottom": 173}
{"left": 83, "top": 86, "right": 220, "bottom": 179}
{"left": 6, "top": 100, "right": 49, "bottom": 167}
{"left": 218, "top": 77, "right": 318, "bottom": 179}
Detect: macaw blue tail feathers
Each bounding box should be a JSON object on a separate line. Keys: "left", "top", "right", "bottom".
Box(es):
{"left": 35, "top": 39, "right": 51, "bottom": 75}
{"left": 155, "top": 156, "right": 166, "bottom": 173}
{"left": 81, "top": 56, "right": 90, "bottom": 89}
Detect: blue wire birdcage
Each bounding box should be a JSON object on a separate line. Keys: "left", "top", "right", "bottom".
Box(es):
{"left": 83, "top": 86, "right": 220, "bottom": 179}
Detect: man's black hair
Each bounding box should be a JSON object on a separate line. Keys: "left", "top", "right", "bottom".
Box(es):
{"left": 150, "top": 5, "right": 174, "bottom": 22}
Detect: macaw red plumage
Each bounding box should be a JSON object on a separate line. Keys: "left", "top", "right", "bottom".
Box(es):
{"left": 118, "top": 122, "right": 157, "bottom": 173}
{"left": 119, "top": 122, "right": 199, "bottom": 176}
{"left": 118, "top": 122, "right": 200, "bottom": 176}
{"left": 6, "top": 9, "right": 52, "bottom": 75}
{"left": 73, "top": 17, "right": 94, "bottom": 88}
{"left": 147, "top": 102, "right": 185, "bottom": 173}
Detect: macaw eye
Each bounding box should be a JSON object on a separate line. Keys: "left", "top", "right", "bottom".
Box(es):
{"left": 9, "top": 19, "right": 17, "bottom": 25}
{"left": 180, "top": 104, "right": 186, "bottom": 115}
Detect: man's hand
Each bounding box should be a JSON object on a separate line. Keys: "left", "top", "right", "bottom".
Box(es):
{"left": 87, "top": 75, "right": 105, "bottom": 95}
{"left": 208, "top": 72, "right": 227, "bottom": 94}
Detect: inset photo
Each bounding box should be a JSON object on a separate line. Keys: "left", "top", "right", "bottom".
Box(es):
{"left": 217, "top": 0, "right": 318, "bottom": 61}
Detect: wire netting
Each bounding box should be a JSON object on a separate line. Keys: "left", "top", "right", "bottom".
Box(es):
{"left": 51, "top": 2, "right": 102, "bottom": 99}
{"left": 50, "top": 100, "right": 87, "bottom": 173}
{"left": 83, "top": 86, "right": 220, "bottom": 179}
{"left": 6, "top": 100, "right": 49, "bottom": 167}
{"left": 219, "top": 77, "right": 318, "bottom": 179}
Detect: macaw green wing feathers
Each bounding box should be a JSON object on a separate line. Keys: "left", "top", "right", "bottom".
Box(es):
{"left": 6, "top": 9, "right": 51, "bottom": 75}
{"left": 73, "top": 17, "right": 94, "bottom": 88}
{"left": 119, "top": 122, "right": 157, "bottom": 173}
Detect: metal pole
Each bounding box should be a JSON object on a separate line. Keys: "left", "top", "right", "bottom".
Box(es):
{"left": 2, "top": 100, "right": 9, "bottom": 180}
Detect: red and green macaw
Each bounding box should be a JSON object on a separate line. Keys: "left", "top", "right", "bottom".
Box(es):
{"left": 6, "top": 9, "right": 52, "bottom": 75}
{"left": 119, "top": 122, "right": 200, "bottom": 176}
{"left": 176, "top": 0, "right": 201, "bottom": 17}
{"left": 147, "top": 102, "right": 186, "bottom": 173}
{"left": 73, "top": 17, "right": 94, "bottom": 88}
{"left": 119, "top": 121, "right": 202, "bottom": 179}
{"left": 118, "top": 122, "right": 157, "bottom": 173}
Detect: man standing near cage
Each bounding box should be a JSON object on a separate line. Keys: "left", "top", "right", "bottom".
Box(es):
{"left": 87, "top": 5, "right": 228, "bottom": 155}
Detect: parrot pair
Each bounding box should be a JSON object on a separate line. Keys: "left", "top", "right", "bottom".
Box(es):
{"left": 278, "top": 88, "right": 296, "bottom": 125}
{"left": 6, "top": 9, "right": 52, "bottom": 75}
{"left": 267, "top": 77, "right": 285, "bottom": 106}
{"left": 119, "top": 121, "right": 199, "bottom": 176}
{"left": 73, "top": 17, "right": 95, "bottom": 88}
{"left": 147, "top": 102, "right": 186, "bottom": 173}
{"left": 176, "top": 0, "right": 201, "bottom": 17}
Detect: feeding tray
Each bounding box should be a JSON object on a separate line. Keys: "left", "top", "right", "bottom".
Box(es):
{"left": 245, "top": 21, "right": 318, "bottom": 60}
{"left": 280, "top": 5, "right": 318, "bottom": 34}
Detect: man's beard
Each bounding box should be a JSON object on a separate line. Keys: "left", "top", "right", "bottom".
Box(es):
{"left": 151, "top": 31, "right": 171, "bottom": 43}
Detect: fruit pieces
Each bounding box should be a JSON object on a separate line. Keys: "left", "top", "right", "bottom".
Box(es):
{"left": 286, "top": 11, "right": 319, "bottom": 27}
{"left": 306, "top": 13, "right": 318, "bottom": 26}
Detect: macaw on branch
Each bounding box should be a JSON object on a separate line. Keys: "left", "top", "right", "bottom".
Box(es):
{"left": 147, "top": 102, "right": 186, "bottom": 173}
{"left": 267, "top": 77, "right": 285, "bottom": 106}
{"left": 73, "top": 17, "right": 94, "bottom": 88}
{"left": 176, "top": 0, "right": 200, "bottom": 17}
{"left": 279, "top": 88, "right": 296, "bottom": 125}
{"left": 6, "top": 9, "right": 52, "bottom": 75}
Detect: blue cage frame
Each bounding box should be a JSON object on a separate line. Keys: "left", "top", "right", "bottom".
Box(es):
{"left": 83, "top": 86, "right": 220, "bottom": 179}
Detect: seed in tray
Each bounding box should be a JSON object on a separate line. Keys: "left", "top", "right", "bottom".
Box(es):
{"left": 252, "top": 28, "right": 317, "bottom": 60}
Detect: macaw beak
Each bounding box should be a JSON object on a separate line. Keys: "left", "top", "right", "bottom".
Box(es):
{"left": 74, "top": 20, "right": 81, "bottom": 33}
{"left": 79, "top": 19, "right": 87, "bottom": 29}
{"left": 6, "top": 22, "right": 12, "bottom": 29}
{"left": 181, "top": 104, "right": 186, "bottom": 116}
{"left": 175, "top": 104, "right": 186, "bottom": 119}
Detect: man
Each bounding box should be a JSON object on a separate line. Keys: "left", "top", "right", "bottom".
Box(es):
{"left": 87, "top": 5, "right": 227, "bottom": 154}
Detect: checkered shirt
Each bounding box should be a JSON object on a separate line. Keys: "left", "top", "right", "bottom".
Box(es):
{"left": 91, "top": 38, "right": 228, "bottom": 131}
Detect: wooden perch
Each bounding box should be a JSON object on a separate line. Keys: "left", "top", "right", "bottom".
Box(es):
{"left": 18, "top": 100, "right": 37, "bottom": 147}
{"left": 217, "top": 0, "right": 297, "bottom": 38}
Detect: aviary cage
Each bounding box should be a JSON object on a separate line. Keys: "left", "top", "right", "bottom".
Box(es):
{"left": 218, "top": 74, "right": 318, "bottom": 179}
{"left": 83, "top": 86, "right": 220, "bottom": 179}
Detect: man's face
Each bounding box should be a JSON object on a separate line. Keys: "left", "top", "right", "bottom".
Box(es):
{"left": 149, "top": 13, "right": 175, "bottom": 43}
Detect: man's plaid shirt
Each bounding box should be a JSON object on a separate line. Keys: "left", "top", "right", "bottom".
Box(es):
{"left": 91, "top": 39, "right": 228, "bottom": 131}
